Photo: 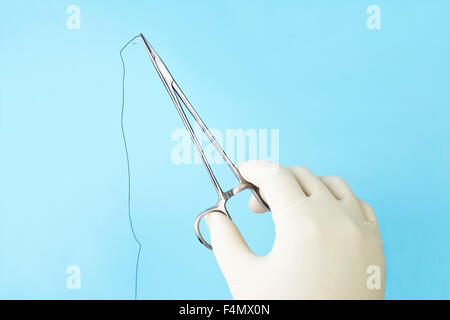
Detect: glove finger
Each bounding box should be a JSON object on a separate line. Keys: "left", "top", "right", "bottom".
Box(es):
{"left": 205, "top": 212, "right": 256, "bottom": 279}
{"left": 238, "top": 160, "right": 305, "bottom": 211}
{"left": 248, "top": 191, "right": 268, "bottom": 213}
{"left": 289, "top": 166, "right": 323, "bottom": 196}
{"left": 358, "top": 199, "right": 378, "bottom": 223}
{"left": 320, "top": 175, "right": 365, "bottom": 221}
{"left": 320, "top": 175, "right": 355, "bottom": 201}
{"left": 358, "top": 199, "right": 382, "bottom": 239}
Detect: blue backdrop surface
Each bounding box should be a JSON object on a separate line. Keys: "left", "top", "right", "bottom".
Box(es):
{"left": 0, "top": 1, "right": 449, "bottom": 299}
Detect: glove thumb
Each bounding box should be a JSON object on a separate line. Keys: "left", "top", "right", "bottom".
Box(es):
{"left": 205, "top": 212, "right": 256, "bottom": 281}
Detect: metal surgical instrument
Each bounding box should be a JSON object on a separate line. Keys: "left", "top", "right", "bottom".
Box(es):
{"left": 140, "top": 33, "right": 269, "bottom": 250}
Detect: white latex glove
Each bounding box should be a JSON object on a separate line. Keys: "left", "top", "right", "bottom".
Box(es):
{"left": 205, "top": 160, "right": 385, "bottom": 300}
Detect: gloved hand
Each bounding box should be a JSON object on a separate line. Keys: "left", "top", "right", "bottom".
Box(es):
{"left": 205, "top": 160, "right": 385, "bottom": 300}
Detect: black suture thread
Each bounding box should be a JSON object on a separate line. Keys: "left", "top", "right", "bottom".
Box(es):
{"left": 120, "top": 35, "right": 142, "bottom": 300}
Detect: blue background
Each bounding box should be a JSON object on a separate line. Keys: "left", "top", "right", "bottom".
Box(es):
{"left": 0, "top": 1, "right": 449, "bottom": 299}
